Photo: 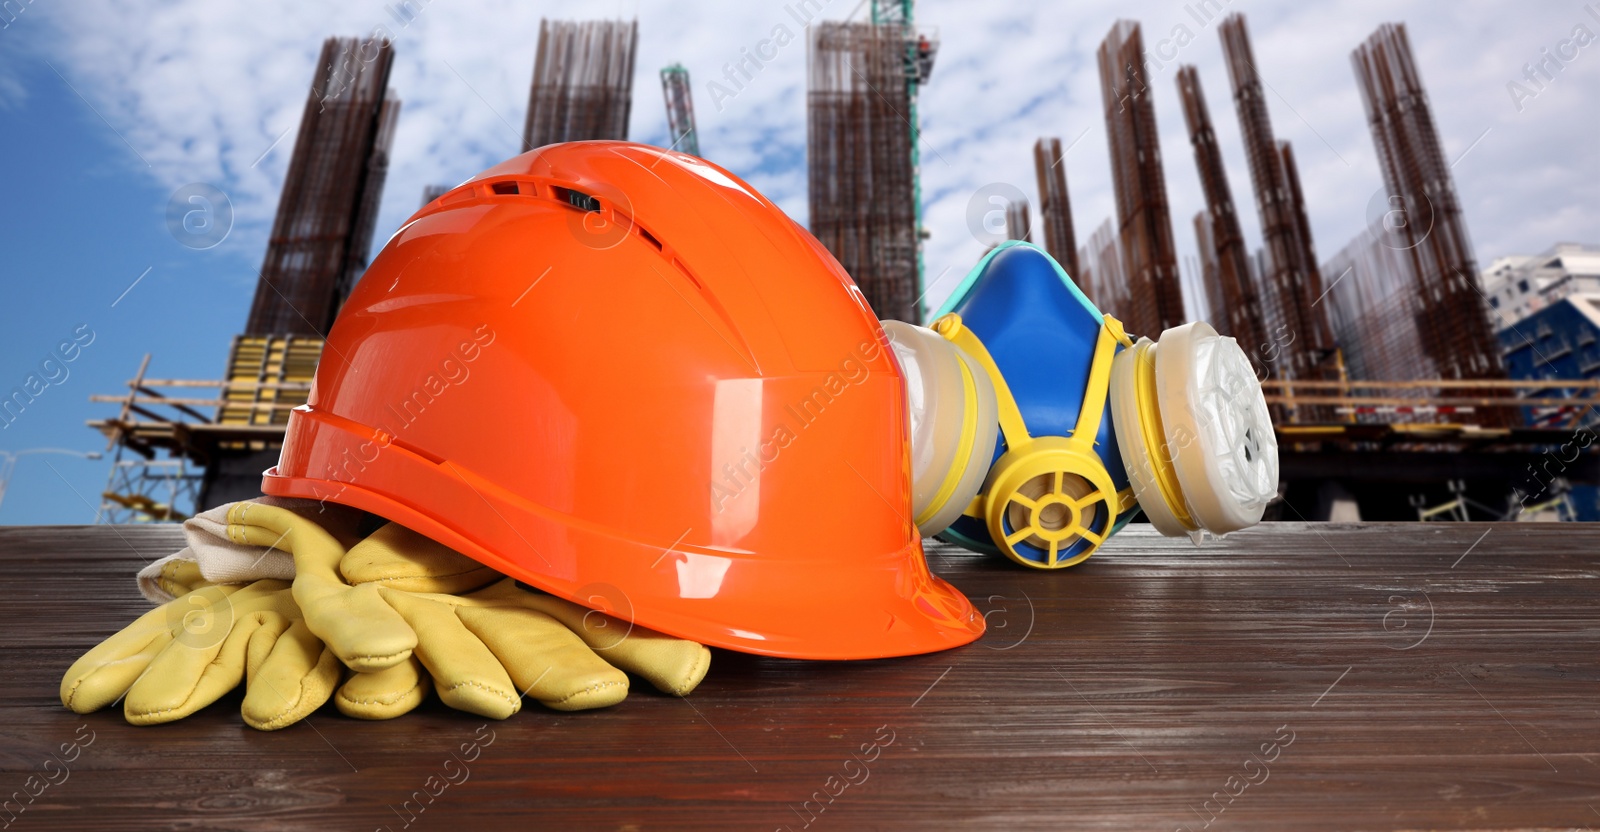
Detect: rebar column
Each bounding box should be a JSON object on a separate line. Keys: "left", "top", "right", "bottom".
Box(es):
{"left": 1097, "top": 21, "right": 1185, "bottom": 337}
{"left": 1176, "top": 64, "right": 1269, "bottom": 359}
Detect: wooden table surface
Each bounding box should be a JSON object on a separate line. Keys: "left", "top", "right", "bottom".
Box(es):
{"left": 1, "top": 522, "right": 1597, "bottom": 831}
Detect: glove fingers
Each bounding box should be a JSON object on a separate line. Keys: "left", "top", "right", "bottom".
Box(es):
{"left": 305, "top": 582, "right": 418, "bottom": 672}
{"left": 454, "top": 606, "right": 629, "bottom": 711}
{"left": 232, "top": 502, "right": 416, "bottom": 672}
{"left": 340, "top": 522, "right": 500, "bottom": 595}
{"left": 60, "top": 579, "right": 281, "bottom": 713}
{"left": 336, "top": 657, "right": 432, "bottom": 720}
{"left": 577, "top": 624, "right": 711, "bottom": 698}
{"left": 60, "top": 628, "right": 172, "bottom": 715}
{"left": 379, "top": 587, "right": 521, "bottom": 720}
{"left": 124, "top": 610, "right": 288, "bottom": 725}
{"left": 501, "top": 591, "right": 712, "bottom": 698}
{"left": 60, "top": 583, "right": 249, "bottom": 714}
{"left": 242, "top": 619, "right": 341, "bottom": 731}
{"left": 148, "top": 557, "right": 211, "bottom": 599}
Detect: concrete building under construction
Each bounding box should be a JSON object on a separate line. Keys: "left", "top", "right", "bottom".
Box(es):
{"left": 524, "top": 19, "right": 638, "bottom": 149}
{"left": 422, "top": 18, "right": 638, "bottom": 208}
{"left": 1097, "top": 21, "right": 1185, "bottom": 337}
{"left": 807, "top": 20, "right": 922, "bottom": 322}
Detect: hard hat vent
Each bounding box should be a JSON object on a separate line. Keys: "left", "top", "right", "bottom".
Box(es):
{"left": 554, "top": 186, "right": 601, "bottom": 212}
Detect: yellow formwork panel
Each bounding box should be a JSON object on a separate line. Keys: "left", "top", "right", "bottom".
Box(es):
{"left": 217, "top": 335, "right": 323, "bottom": 428}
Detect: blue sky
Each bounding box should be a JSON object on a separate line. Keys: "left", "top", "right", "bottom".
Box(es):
{"left": 2, "top": 0, "right": 1596, "bottom": 524}
{"left": 0, "top": 57, "right": 260, "bottom": 523}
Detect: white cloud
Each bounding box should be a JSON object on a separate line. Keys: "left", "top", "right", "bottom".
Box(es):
{"left": 8, "top": 0, "right": 1595, "bottom": 319}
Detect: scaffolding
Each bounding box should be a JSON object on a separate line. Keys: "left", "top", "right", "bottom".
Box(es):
{"left": 99, "top": 459, "right": 200, "bottom": 524}
{"left": 88, "top": 353, "right": 310, "bottom": 522}
{"left": 808, "top": 21, "right": 921, "bottom": 322}
{"left": 1176, "top": 64, "right": 1269, "bottom": 362}
{"left": 1032, "top": 138, "right": 1080, "bottom": 278}
{"left": 524, "top": 19, "right": 638, "bottom": 150}
{"left": 1352, "top": 24, "right": 1505, "bottom": 390}
{"left": 1097, "top": 21, "right": 1185, "bottom": 338}
{"left": 245, "top": 37, "right": 399, "bottom": 337}
{"left": 1219, "top": 14, "right": 1336, "bottom": 387}
{"left": 660, "top": 63, "right": 701, "bottom": 157}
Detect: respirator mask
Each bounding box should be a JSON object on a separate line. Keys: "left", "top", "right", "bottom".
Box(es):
{"left": 886, "top": 241, "right": 1278, "bottom": 568}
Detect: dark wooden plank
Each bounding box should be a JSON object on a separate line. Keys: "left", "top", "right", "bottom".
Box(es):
{"left": 0, "top": 522, "right": 1597, "bottom": 831}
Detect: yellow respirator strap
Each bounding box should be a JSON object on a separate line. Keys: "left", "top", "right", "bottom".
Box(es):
{"left": 935, "top": 316, "right": 1027, "bottom": 525}
{"left": 934, "top": 313, "right": 1131, "bottom": 539}
{"left": 1132, "top": 340, "right": 1195, "bottom": 530}
{"left": 1079, "top": 317, "right": 1130, "bottom": 436}
{"left": 938, "top": 313, "right": 1128, "bottom": 453}
{"left": 933, "top": 315, "right": 1030, "bottom": 453}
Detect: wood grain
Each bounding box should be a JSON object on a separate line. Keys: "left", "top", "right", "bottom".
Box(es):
{"left": 0, "top": 522, "right": 1596, "bottom": 831}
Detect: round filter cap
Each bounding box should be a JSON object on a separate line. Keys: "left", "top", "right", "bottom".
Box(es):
{"left": 884, "top": 320, "right": 999, "bottom": 537}
{"left": 1154, "top": 322, "right": 1278, "bottom": 535}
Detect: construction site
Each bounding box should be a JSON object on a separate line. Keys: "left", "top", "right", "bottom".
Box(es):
{"left": 83, "top": 7, "right": 1597, "bottom": 525}
{"left": 8, "top": 5, "right": 1600, "bottom": 827}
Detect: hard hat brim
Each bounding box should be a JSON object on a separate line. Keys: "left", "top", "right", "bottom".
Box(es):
{"left": 263, "top": 416, "right": 985, "bottom": 661}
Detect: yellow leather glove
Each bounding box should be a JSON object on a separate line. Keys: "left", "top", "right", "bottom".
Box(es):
{"left": 303, "top": 521, "right": 712, "bottom": 718}
{"left": 60, "top": 578, "right": 339, "bottom": 730}
{"left": 323, "top": 518, "right": 495, "bottom": 720}
{"left": 180, "top": 501, "right": 448, "bottom": 723}
{"left": 63, "top": 501, "right": 431, "bottom": 729}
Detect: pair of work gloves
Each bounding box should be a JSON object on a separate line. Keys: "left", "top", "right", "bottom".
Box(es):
{"left": 61, "top": 498, "right": 710, "bottom": 730}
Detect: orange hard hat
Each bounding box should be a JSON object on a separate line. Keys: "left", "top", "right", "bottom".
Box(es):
{"left": 262, "top": 141, "right": 984, "bottom": 660}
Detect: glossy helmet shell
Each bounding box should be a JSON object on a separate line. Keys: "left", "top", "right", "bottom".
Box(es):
{"left": 262, "top": 142, "right": 984, "bottom": 659}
